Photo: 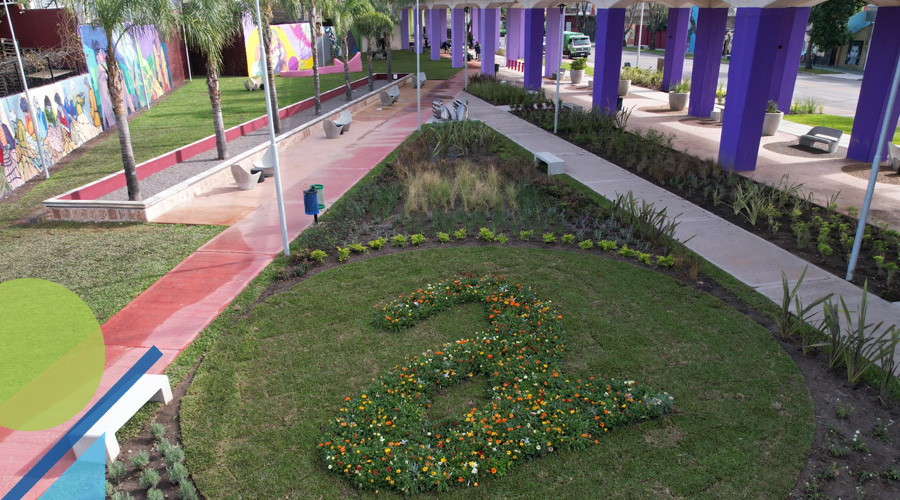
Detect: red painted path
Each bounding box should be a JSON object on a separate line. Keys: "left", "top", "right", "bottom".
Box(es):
{"left": 0, "top": 72, "right": 468, "bottom": 499}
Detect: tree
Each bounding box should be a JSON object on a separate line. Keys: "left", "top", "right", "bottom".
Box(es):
{"left": 66, "top": 0, "right": 176, "bottom": 201}
{"left": 354, "top": 5, "right": 393, "bottom": 91}
{"left": 644, "top": 3, "right": 667, "bottom": 50}
{"left": 251, "top": 0, "right": 283, "bottom": 132}
{"left": 805, "top": 0, "right": 866, "bottom": 69}
{"left": 325, "top": 0, "right": 369, "bottom": 101}
{"left": 181, "top": 0, "right": 241, "bottom": 160}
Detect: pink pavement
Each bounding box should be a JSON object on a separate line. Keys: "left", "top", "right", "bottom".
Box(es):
{"left": 0, "top": 70, "right": 469, "bottom": 499}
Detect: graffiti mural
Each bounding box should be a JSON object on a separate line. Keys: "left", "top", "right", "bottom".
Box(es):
{"left": 242, "top": 16, "right": 313, "bottom": 77}
{"left": 0, "top": 25, "right": 173, "bottom": 199}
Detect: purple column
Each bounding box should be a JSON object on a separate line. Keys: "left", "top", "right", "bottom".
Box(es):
{"left": 452, "top": 8, "right": 465, "bottom": 68}
{"left": 848, "top": 6, "right": 900, "bottom": 162}
{"left": 523, "top": 8, "right": 544, "bottom": 90}
{"left": 545, "top": 7, "right": 562, "bottom": 78}
{"left": 518, "top": 8, "right": 525, "bottom": 64}
{"left": 494, "top": 8, "right": 500, "bottom": 50}
{"left": 662, "top": 8, "right": 690, "bottom": 92}
{"left": 718, "top": 8, "right": 784, "bottom": 171}
{"left": 591, "top": 9, "right": 626, "bottom": 113}
{"left": 430, "top": 10, "right": 441, "bottom": 60}
{"left": 688, "top": 8, "right": 728, "bottom": 118}
{"left": 769, "top": 7, "right": 810, "bottom": 114}
{"left": 473, "top": 9, "right": 480, "bottom": 43}
{"left": 507, "top": 8, "right": 522, "bottom": 61}
{"left": 401, "top": 10, "right": 409, "bottom": 51}
{"left": 481, "top": 8, "right": 497, "bottom": 76}
{"left": 439, "top": 9, "right": 447, "bottom": 46}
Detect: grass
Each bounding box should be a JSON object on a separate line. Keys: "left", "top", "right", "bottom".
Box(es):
{"left": 797, "top": 67, "right": 841, "bottom": 75}
{"left": 181, "top": 247, "right": 814, "bottom": 499}
{"left": 785, "top": 113, "right": 900, "bottom": 144}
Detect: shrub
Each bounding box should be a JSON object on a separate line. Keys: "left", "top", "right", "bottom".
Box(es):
{"left": 790, "top": 95, "right": 824, "bottom": 115}
{"left": 140, "top": 469, "right": 160, "bottom": 489}
{"left": 348, "top": 243, "right": 368, "bottom": 253}
{"left": 411, "top": 233, "right": 426, "bottom": 246}
{"left": 495, "top": 234, "right": 508, "bottom": 244}
{"left": 561, "top": 234, "right": 576, "bottom": 245}
{"left": 391, "top": 234, "right": 409, "bottom": 247}
{"left": 542, "top": 232, "right": 557, "bottom": 244}
{"left": 149, "top": 422, "right": 165, "bottom": 441}
{"left": 519, "top": 230, "right": 534, "bottom": 241}
{"left": 766, "top": 99, "right": 780, "bottom": 113}
{"left": 130, "top": 450, "right": 150, "bottom": 470}
{"left": 111, "top": 492, "right": 133, "bottom": 500}
{"left": 310, "top": 249, "right": 328, "bottom": 263}
{"left": 105, "top": 480, "right": 115, "bottom": 497}
{"left": 669, "top": 79, "right": 691, "bottom": 93}
{"left": 437, "top": 232, "right": 451, "bottom": 243}
{"left": 454, "top": 228, "right": 467, "bottom": 240}
{"left": 107, "top": 460, "right": 127, "bottom": 482}
{"left": 167, "top": 462, "right": 189, "bottom": 485}
{"left": 147, "top": 489, "right": 164, "bottom": 500}
{"left": 156, "top": 438, "right": 173, "bottom": 457}
{"left": 164, "top": 446, "right": 185, "bottom": 468}
{"left": 578, "top": 239, "right": 594, "bottom": 250}
{"left": 598, "top": 240, "right": 618, "bottom": 252}
{"left": 656, "top": 254, "right": 676, "bottom": 268}
{"left": 478, "top": 227, "right": 495, "bottom": 241}
{"left": 337, "top": 247, "right": 350, "bottom": 262}
{"left": 179, "top": 480, "right": 199, "bottom": 500}
{"left": 570, "top": 58, "right": 587, "bottom": 71}
{"left": 368, "top": 237, "right": 386, "bottom": 250}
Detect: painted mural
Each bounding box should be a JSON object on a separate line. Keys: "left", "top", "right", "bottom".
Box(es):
{"left": 242, "top": 16, "right": 313, "bottom": 77}
{"left": 0, "top": 26, "right": 173, "bottom": 199}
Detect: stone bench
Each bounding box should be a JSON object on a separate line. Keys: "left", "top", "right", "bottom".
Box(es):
{"left": 73, "top": 374, "right": 173, "bottom": 463}
{"left": 534, "top": 151, "right": 565, "bottom": 176}
{"left": 561, "top": 102, "right": 583, "bottom": 113}
{"left": 798, "top": 126, "right": 843, "bottom": 154}
{"left": 324, "top": 110, "right": 352, "bottom": 139}
{"left": 888, "top": 141, "right": 899, "bottom": 170}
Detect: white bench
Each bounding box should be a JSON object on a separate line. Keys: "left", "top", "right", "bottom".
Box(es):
{"left": 711, "top": 105, "right": 725, "bottom": 122}
{"left": 231, "top": 164, "right": 261, "bottom": 190}
{"left": 73, "top": 374, "right": 172, "bottom": 463}
{"left": 412, "top": 72, "right": 427, "bottom": 88}
{"left": 798, "top": 126, "right": 843, "bottom": 154}
{"left": 252, "top": 146, "right": 276, "bottom": 177}
{"left": 889, "top": 142, "right": 899, "bottom": 170}
{"left": 380, "top": 86, "right": 400, "bottom": 106}
{"left": 534, "top": 151, "right": 565, "bottom": 175}
{"left": 324, "top": 110, "right": 352, "bottom": 139}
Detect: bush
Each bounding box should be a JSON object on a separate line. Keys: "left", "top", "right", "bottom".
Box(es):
{"left": 411, "top": 233, "right": 426, "bottom": 245}
{"left": 310, "top": 249, "right": 328, "bottom": 263}
{"left": 437, "top": 232, "right": 450, "bottom": 243}
{"left": 579, "top": 239, "right": 594, "bottom": 250}
{"left": 107, "top": 460, "right": 127, "bottom": 482}
{"left": 542, "top": 232, "right": 557, "bottom": 244}
{"left": 391, "top": 234, "right": 409, "bottom": 247}
{"left": 337, "top": 246, "right": 350, "bottom": 262}
{"left": 478, "top": 227, "right": 495, "bottom": 241}
{"left": 178, "top": 480, "right": 199, "bottom": 500}
{"left": 149, "top": 422, "right": 165, "bottom": 441}
{"left": 140, "top": 469, "right": 160, "bottom": 489}
{"left": 570, "top": 58, "right": 587, "bottom": 71}
{"left": 164, "top": 445, "right": 185, "bottom": 468}
{"left": 496, "top": 234, "right": 508, "bottom": 244}
{"left": 669, "top": 79, "right": 691, "bottom": 93}
{"left": 561, "top": 234, "right": 576, "bottom": 245}
{"left": 147, "top": 489, "right": 164, "bottom": 500}
{"left": 130, "top": 450, "right": 150, "bottom": 470}
{"left": 519, "top": 230, "right": 534, "bottom": 241}
{"left": 454, "top": 228, "right": 467, "bottom": 240}
{"left": 348, "top": 243, "right": 368, "bottom": 253}
{"left": 167, "top": 462, "right": 189, "bottom": 485}
{"left": 620, "top": 66, "right": 663, "bottom": 89}
{"left": 766, "top": 99, "right": 780, "bottom": 113}
{"left": 368, "top": 237, "right": 386, "bottom": 250}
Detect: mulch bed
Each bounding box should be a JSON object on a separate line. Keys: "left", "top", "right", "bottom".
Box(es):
{"left": 763, "top": 140, "right": 849, "bottom": 159}
{"left": 841, "top": 162, "right": 900, "bottom": 185}
{"left": 678, "top": 116, "right": 723, "bottom": 128}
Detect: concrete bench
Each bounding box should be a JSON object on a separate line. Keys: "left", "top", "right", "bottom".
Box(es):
{"left": 534, "top": 151, "right": 565, "bottom": 176}
{"left": 242, "top": 79, "right": 259, "bottom": 91}
{"left": 73, "top": 374, "right": 173, "bottom": 463}
{"left": 324, "top": 110, "right": 352, "bottom": 139}
{"left": 231, "top": 164, "right": 261, "bottom": 190}
{"left": 388, "top": 86, "right": 399, "bottom": 102}
{"left": 561, "top": 102, "right": 583, "bottom": 113}
{"left": 412, "top": 72, "right": 427, "bottom": 88}
{"left": 380, "top": 86, "right": 400, "bottom": 106}
{"left": 452, "top": 99, "right": 468, "bottom": 121}
{"left": 252, "top": 146, "right": 276, "bottom": 177}
{"left": 889, "top": 142, "right": 899, "bottom": 170}
{"left": 798, "top": 126, "right": 843, "bottom": 154}
{"left": 710, "top": 105, "right": 724, "bottom": 122}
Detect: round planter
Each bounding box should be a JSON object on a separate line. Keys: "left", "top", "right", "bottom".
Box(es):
{"left": 762, "top": 111, "right": 784, "bottom": 136}
{"left": 669, "top": 92, "right": 688, "bottom": 111}
{"left": 618, "top": 79, "right": 631, "bottom": 97}
{"left": 570, "top": 69, "right": 585, "bottom": 85}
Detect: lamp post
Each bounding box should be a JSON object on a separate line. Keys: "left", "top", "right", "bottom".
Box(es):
{"left": 464, "top": 7, "right": 469, "bottom": 91}
{"left": 554, "top": 3, "right": 564, "bottom": 134}
{"left": 254, "top": 0, "right": 291, "bottom": 256}
{"left": 415, "top": 2, "right": 421, "bottom": 131}
{"left": 846, "top": 49, "right": 900, "bottom": 281}
{"left": 3, "top": 1, "right": 50, "bottom": 179}
{"left": 636, "top": 2, "right": 644, "bottom": 68}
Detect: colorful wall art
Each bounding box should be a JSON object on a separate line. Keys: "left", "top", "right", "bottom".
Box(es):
{"left": 242, "top": 16, "right": 313, "bottom": 77}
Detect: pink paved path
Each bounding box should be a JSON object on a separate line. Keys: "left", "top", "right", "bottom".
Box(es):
{"left": 0, "top": 72, "right": 468, "bottom": 499}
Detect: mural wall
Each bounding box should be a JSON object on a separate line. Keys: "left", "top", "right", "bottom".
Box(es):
{"left": 0, "top": 26, "right": 174, "bottom": 199}
{"left": 242, "top": 16, "right": 313, "bottom": 77}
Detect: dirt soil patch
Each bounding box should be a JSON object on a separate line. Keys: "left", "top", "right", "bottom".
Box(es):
{"left": 841, "top": 162, "right": 900, "bottom": 185}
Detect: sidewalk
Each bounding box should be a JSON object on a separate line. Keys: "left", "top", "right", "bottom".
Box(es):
{"left": 0, "top": 73, "right": 467, "bottom": 499}
{"left": 460, "top": 90, "right": 899, "bottom": 366}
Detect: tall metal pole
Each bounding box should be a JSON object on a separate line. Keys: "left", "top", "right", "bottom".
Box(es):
{"left": 183, "top": 26, "right": 193, "bottom": 81}
{"left": 846, "top": 50, "right": 900, "bottom": 281}
{"left": 636, "top": 2, "right": 644, "bottom": 68}
{"left": 554, "top": 4, "right": 563, "bottom": 134}
{"left": 464, "top": 8, "right": 469, "bottom": 91}
{"left": 4, "top": 1, "right": 50, "bottom": 179}
{"left": 254, "top": 0, "right": 291, "bottom": 256}
{"left": 415, "top": 2, "right": 421, "bottom": 131}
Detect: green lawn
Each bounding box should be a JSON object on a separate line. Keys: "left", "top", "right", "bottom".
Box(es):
{"left": 786, "top": 113, "right": 900, "bottom": 144}
{"left": 181, "top": 247, "right": 813, "bottom": 499}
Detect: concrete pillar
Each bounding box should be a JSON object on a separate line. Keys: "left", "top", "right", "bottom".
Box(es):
{"left": 481, "top": 8, "right": 497, "bottom": 76}
{"left": 494, "top": 8, "right": 501, "bottom": 51}
{"left": 591, "top": 8, "right": 626, "bottom": 113}
{"left": 688, "top": 8, "right": 728, "bottom": 118}
{"left": 518, "top": 7, "right": 525, "bottom": 64}
{"left": 473, "top": 8, "right": 480, "bottom": 43}
{"left": 523, "top": 8, "right": 544, "bottom": 90}
{"left": 769, "top": 7, "right": 810, "bottom": 114}
{"left": 545, "top": 7, "right": 562, "bottom": 78}
{"left": 430, "top": 9, "right": 441, "bottom": 60}
{"left": 439, "top": 8, "right": 447, "bottom": 47}
{"left": 413, "top": 8, "right": 422, "bottom": 54}
{"left": 401, "top": 9, "right": 409, "bottom": 51}
{"left": 662, "top": 8, "right": 690, "bottom": 92}
{"left": 452, "top": 8, "right": 465, "bottom": 68}
{"left": 848, "top": 6, "right": 900, "bottom": 163}
{"left": 507, "top": 8, "right": 520, "bottom": 61}
{"left": 718, "top": 8, "right": 783, "bottom": 171}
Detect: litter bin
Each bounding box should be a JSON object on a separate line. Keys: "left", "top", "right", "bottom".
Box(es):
{"left": 303, "top": 187, "right": 319, "bottom": 215}
{"left": 310, "top": 184, "right": 324, "bottom": 210}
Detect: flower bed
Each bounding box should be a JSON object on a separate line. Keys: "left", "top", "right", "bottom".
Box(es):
{"left": 319, "top": 274, "right": 673, "bottom": 494}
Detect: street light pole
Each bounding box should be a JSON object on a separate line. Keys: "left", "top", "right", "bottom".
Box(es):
{"left": 464, "top": 7, "right": 469, "bottom": 91}
{"left": 554, "top": 4, "right": 564, "bottom": 134}
{"left": 3, "top": 1, "right": 50, "bottom": 179}
{"left": 254, "top": 0, "right": 291, "bottom": 256}
{"left": 636, "top": 2, "right": 644, "bottom": 68}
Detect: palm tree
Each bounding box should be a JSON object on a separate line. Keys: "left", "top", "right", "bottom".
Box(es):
{"left": 251, "top": 0, "right": 283, "bottom": 133}
{"left": 182, "top": 0, "right": 241, "bottom": 160}
{"left": 325, "top": 0, "right": 369, "bottom": 100}
{"left": 66, "top": 0, "right": 176, "bottom": 201}
{"left": 354, "top": 5, "right": 392, "bottom": 91}
{"left": 373, "top": 0, "right": 410, "bottom": 82}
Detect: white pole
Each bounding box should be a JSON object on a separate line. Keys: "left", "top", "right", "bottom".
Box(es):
{"left": 846, "top": 50, "right": 900, "bottom": 281}
{"left": 636, "top": 2, "right": 644, "bottom": 68}
{"left": 416, "top": 2, "right": 421, "bottom": 131}
{"left": 254, "top": 0, "right": 291, "bottom": 256}
{"left": 183, "top": 26, "right": 192, "bottom": 81}
{"left": 464, "top": 8, "right": 469, "bottom": 91}
{"left": 554, "top": 4, "right": 563, "bottom": 134}
{"left": 4, "top": 1, "right": 50, "bottom": 178}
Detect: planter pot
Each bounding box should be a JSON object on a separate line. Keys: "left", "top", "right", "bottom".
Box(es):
{"left": 618, "top": 79, "right": 631, "bottom": 97}
{"left": 669, "top": 92, "right": 688, "bottom": 111}
{"left": 570, "top": 69, "right": 585, "bottom": 84}
{"left": 762, "top": 111, "right": 784, "bottom": 136}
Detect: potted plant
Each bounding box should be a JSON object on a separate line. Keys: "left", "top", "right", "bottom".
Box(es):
{"left": 569, "top": 58, "right": 587, "bottom": 85}
{"left": 668, "top": 79, "right": 690, "bottom": 111}
{"left": 762, "top": 99, "right": 784, "bottom": 136}
{"left": 618, "top": 76, "right": 631, "bottom": 97}
{"left": 716, "top": 82, "right": 726, "bottom": 106}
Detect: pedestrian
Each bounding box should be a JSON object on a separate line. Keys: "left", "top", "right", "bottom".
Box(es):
{"left": 475, "top": 41, "right": 481, "bottom": 60}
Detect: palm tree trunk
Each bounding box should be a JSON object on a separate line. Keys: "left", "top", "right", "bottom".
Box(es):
{"left": 343, "top": 36, "right": 352, "bottom": 101}
{"left": 385, "top": 31, "right": 393, "bottom": 80}
{"left": 207, "top": 57, "right": 228, "bottom": 160}
{"left": 262, "top": 14, "right": 282, "bottom": 133}
{"left": 805, "top": 37, "right": 814, "bottom": 70}
{"left": 366, "top": 37, "right": 374, "bottom": 91}
{"left": 310, "top": 4, "right": 321, "bottom": 114}
{"left": 106, "top": 33, "right": 140, "bottom": 201}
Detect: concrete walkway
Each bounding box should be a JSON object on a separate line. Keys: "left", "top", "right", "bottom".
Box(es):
{"left": 0, "top": 74, "right": 467, "bottom": 499}
{"left": 462, "top": 89, "right": 898, "bottom": 359}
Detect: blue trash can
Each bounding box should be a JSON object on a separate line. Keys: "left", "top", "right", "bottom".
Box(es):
{"left": 304, "top": 187, "right": 319, "bottom": 215}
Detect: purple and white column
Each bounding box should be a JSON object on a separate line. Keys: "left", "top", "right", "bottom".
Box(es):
{"left": 544, "top": 7, "right": 562, "bottom": 78}
{"left": 662, "top": 8, "right": 690, "bottom": 92}
{"left": 481, "top": 8, "right": 498, "bottom": 76}
{"left": 507, "top": 8, "right": 522, "bottom": 62}
{"left": 439, "top": 8, "right": 447, "bottom": 48}
{"left": 430, "top": 9, "right": 441, "bottom": 60}
{"left": 688, "top": 8, "right": 727, "bottom": 118}
{"left": 523, "top": 8, "right": 544, "bottom": 90}
{"left": 591, "top": 8, "right": 626, "bottom": 113}
{"left": 452, "top": 8, "right": 465, "bottom": 68}
{"left": 848, "top": 6, "right": 900, "bottom": 163}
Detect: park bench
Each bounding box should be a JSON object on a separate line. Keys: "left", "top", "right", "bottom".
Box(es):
{"left": 324, "top": 110, "right": 352, "bottom": 138}
{"left": 432, "top": 99, "right": 468, "bottom": 122}
{"left": 889, "top": 142, "right": 899, "bottom": 170}
{"left": 72, "top": 374, "right": 173, "bottom": 463}
{"left": 252, "top": 147, "right": 276, "bottom": 177}
{"left": 561, "top": 102, "right": 582, "bottom": 113}
{"left": 412, "top": 72, "right": 427, "bottom": 88}
{"left": 380, "top": 86, "right": 400, "bottom": 106}
{"left": 534, "top": 151, "right": 565, "bottom": 175}
{"left": 798, "top": 126, "right": 843, "bottom": 154}
{"left": 242, "top": 79, "right": 259, "bottom": 91}
{"left": 452, "top": 99, "right": 468, "bottom": 120}
{"left": 231, "top": 164, "right": 262, "bottom": 190}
